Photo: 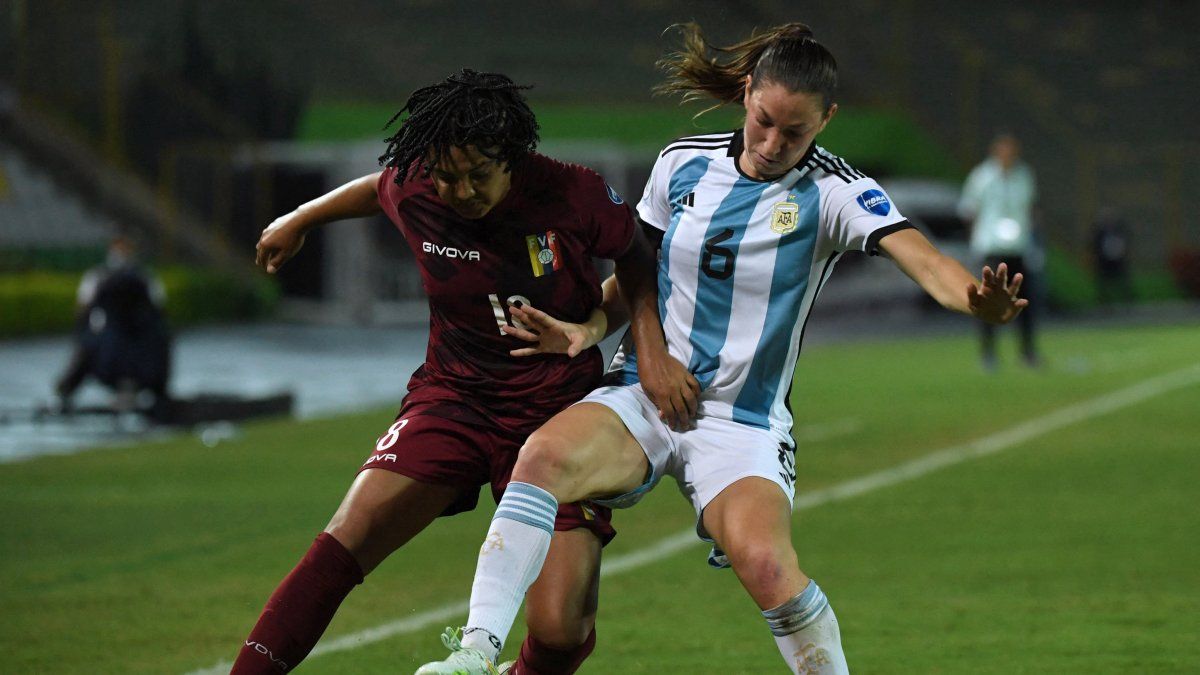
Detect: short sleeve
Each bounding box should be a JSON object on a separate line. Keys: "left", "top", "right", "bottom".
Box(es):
{"left": 376, "top": 166, "right": 403, "bottom": 223}
{"left": 821, "top": 177, "right": 912, "bottom": 256}
{"left": 635, "top": 156, "right": 671, "bottom": 232}
{"left": 580, "top": 171, "right": 636, "bottom": 259}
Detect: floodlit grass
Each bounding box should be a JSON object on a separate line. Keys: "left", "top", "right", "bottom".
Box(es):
{"left": 2, "top": 323, "right": 1198, "bottom": 673}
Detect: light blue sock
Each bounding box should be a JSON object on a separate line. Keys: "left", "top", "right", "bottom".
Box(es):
{"left": 461, "top": 482, "right": 558, "bottom": 661}
{"left": 762, "top": 579, "right": 828, "bottom": 635}
{"left": 763, "top": 581, "right": 849, "bottom": 674}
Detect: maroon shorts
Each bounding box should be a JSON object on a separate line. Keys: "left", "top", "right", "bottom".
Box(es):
{"left": 358, "top": 394, "right": 615, "bottom": 545}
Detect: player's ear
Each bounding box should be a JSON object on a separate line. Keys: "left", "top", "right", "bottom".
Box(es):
{"left": 816, "top": 102, "right": 838, "bottom": 134}
{"left": 742, "top": 75, "right": 754, "bottom": 106}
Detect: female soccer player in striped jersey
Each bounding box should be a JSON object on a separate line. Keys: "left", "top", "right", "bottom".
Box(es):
{"left": 420, "top": 24, "right": 1027, "bottom": 674}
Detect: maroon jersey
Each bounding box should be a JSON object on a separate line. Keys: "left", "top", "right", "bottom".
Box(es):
{"left": 377, "top": 154, "right": 635, "bottom": 428}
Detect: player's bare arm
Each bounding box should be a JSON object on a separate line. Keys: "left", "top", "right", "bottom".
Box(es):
{"left": 879, "top": 227, "right": 1028, "bottom": 324}
{"left": 256, "top": 171, "right": 384, "bottom": 273}
{"left": 501, "top": 224, "right": 671, "bottom": 358}
{"left": 613, "top": 225, "right": 700, "bottom": 430}
{"left": 503, "top": 228, "right": 701, "bottom": 429}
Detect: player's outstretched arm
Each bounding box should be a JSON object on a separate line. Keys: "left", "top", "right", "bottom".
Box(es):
{"left": 879, "top": 227, "right": 1028, "bottom": 325}
{"left": 614, "top": 224, "right": 700, "bottom": 429}
{"left": 255, "top": 172, "right": 384, "bottom": 274}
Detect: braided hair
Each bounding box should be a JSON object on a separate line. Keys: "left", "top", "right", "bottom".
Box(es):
{"left": 378, "top": 69, "right": 540, "bottom": 183}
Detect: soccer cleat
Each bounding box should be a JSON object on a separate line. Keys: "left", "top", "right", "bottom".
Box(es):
{"left": 415, "top": 627, "right": 500, "bottom": 675}
{"left": 707, "top": 544, "right": 731, "bottom": 569}
{"left": 496, "top": 661, "right": 515, "bottom": 674}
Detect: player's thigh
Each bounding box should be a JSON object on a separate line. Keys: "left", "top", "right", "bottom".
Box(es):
{"left": 702, "top": 476, "right": 805, "bottom": 607}
{"left": 325, "top": 469, "right": 460, "bottom": 574}
{"left": 524, "top": 527, "right": 602, "bottom": 648}
{"left": 702, "top": 476, "right": 795, "bottom": 556}
{"left": 513, "top": 402, "right": 648, "bottom": 503}
{"left": 329, "top": 404, "right": 496, "bottom": 573}
{"left": 681, "top": 420, "right": 804, "bottom": 598}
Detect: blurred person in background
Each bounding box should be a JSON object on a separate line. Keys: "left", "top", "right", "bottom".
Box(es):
{"left": 424, "top": 23, "right": 1028, "bottom": 675}
{"left": 234, "top": 69, "right": 693, "bottom": 675}
{"left": 958, "top": 132, "right": 1040, "bottom": 370}
{"left": 54, "top": 233, "right": 172, "bottom": 418}
{"left": 1092, "top": 206, "right": 1133, "bottom": 305}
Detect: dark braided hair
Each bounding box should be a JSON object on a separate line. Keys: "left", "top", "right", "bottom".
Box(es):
{"left": 378, "top": 69, "right": 540, "bottom": 183}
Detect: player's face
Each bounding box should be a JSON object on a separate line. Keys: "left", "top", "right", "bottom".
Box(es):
{"left": 429, "top": 146, "right": 512, "bottom": 219}
{"left": 740, "top": 77, "right": 836, "bottom": 180}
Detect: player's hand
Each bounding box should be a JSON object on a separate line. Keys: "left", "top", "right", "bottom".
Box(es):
{"left": 967, "top": 262, "right": 1029, "bottom": 325}
{"left": 255, "top": 212, "right": 308, "bottom": 274}
{"left": 503, "top": 302, "right": 600, "bottom": 358}
{"left": 638, "top": 350, "right": 700, "bottom": 431}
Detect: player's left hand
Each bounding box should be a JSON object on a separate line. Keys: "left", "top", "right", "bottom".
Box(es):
{"left": 967, "top": 262, "right": 1029, "bottom": 325}
{"left": 639, "top": 351, "right": 700, "bottom": 431}
{"left": 502, "top": 302, "right": 601, "bottom": 358}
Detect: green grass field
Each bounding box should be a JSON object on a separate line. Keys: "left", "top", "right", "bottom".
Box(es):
{"left": 2, "top": 323, "right": 1198, "bottom": 673}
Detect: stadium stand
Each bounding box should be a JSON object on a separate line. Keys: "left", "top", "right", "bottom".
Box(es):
{"left": 2, "top": 1, "right": 1195, "bottom": 294}
{"left": 0, "top": 141, "right": 114, "bottom": 248}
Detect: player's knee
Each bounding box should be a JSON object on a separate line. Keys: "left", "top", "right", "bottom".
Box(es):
{"left": 728, "top": 541, "right": 793, "bottom": 591}
{"left": 324, "top": 512, "right": 368, "bottom": 555}
{"left": 324, "top": 504, "right": 405, "bottom": 573}
{"left": 526, "top": 606, "right": 593, "bottom": 650}
{"left": 513, "top": 432, "right": 581, "bottom": 493}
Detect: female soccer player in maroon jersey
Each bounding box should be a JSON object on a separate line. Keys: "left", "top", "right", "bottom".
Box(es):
{"left": 231, "top": 69, "right": 697, "bottom": 674}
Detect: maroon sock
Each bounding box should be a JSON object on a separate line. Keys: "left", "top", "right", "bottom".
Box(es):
{"left": 513, "top": 628, "right": 596, "bottom": 675}
{"left": 231, "top": 533, "right": 364, "bottom": 673}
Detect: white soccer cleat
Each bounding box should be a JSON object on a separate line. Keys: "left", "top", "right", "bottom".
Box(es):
{"left": 415, "top": 627, "right": 500, "bottom": 675}
{"left": 496, "top": 661, "right": 515, "bottom": 674}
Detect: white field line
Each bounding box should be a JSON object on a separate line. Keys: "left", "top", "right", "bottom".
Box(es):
{"left": 794, "top": 417, "right": 862, "bottom": 443}
{"left": 186, "top": 364, "right": 1200, "bottom": 675}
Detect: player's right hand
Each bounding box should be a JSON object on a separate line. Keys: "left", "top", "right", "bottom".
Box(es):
{"left": 639, "top": 351, "right": 700, "bottom": 431}
{"left": 255, "top": 213, "right": 307, "bottom": 274}
{"left": 502, "top": 302, "right": 600, "bottom": 357}
{"left": 967, "top": 262, "right": 1029, "bottom": 325}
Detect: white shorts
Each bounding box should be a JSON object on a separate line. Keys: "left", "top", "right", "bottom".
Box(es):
{"left": 578, "top": 383, "right": 797, "bottom": 539}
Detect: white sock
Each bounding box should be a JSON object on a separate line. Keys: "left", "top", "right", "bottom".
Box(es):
{"left": 763, "top": 581, "right": 850, "bottom": 674}
{"left": 460, "top": 481, "right": 558, "bottom": 662}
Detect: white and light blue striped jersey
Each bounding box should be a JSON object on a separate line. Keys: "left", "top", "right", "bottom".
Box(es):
{"left": 611, "top": 129, "right": 912, "bottom": 440}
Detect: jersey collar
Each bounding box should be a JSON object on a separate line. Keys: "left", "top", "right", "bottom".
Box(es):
{"left": 728, "top": 130, "right": 818, "bottom": 183}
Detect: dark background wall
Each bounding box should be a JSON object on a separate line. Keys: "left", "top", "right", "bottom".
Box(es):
{"left": 3, "top": 0, "right": 1198, "bottom": 267}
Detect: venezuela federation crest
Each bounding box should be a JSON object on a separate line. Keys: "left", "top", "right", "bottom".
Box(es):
{"left": 526, "top": 230, "right": 562, "bottom": 277}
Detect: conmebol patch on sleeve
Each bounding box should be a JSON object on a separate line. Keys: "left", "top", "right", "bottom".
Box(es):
{"left": 606, "top": 183, "right": 624, "bottom": 204}
{"left": 856, "top": 189, "right": 891, "bottom": 216}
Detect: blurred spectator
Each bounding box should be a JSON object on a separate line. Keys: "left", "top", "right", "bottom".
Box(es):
{"left": 959, "top": 133, "right": 1040, "bottom": 371}
{"left": 55, "top": 234, "right": 172, "bottom": 417}
{"left": 1092, "top": 207, "right": 1133, "bottom": 305}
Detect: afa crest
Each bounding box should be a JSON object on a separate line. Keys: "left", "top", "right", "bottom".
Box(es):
{"left": 770, "top": 202, "right": 799, "bottom": 234}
